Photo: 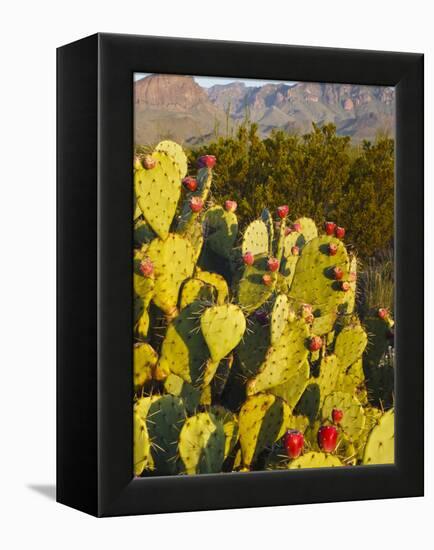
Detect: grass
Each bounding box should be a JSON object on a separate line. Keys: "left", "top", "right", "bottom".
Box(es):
{"left": 357, "top": 248, "right": 394, "bottom": 318}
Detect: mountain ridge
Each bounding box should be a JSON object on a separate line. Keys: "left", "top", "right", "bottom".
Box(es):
{"left": 134, "top": 74, "right": 394, "bottom": 146}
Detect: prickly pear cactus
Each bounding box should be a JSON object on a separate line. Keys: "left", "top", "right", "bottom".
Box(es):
{"left": 200, "top": 304, "right": 246, "bottom": 363}
{"left": 242, "top": 219, "right": 269, "bottom": 256}
{"left": 239, "top": 393, "right": 291, "bottom": 467}
{"left": 362, "top": 409, "right": 394, "bottom": 465}
{"left": 132, "top": 140, "right": 395, "bottom": 477}
{"left": 288, "top": 451, "right": 342, "bottom": 469}
{"left": 135, "top": 151, "right": 181, "bottom": 240}
{"left": 179, "top": 412, "right": 226, "bottom": 474}
{"left": 147, "top": 234, "right": 195, "bottom": 316}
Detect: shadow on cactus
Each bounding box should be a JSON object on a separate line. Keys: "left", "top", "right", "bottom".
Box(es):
{"left": 133, "top": 141, "right": 395, "bottom": 477}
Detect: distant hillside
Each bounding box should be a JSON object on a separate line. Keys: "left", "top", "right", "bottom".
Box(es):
{"left": 134, "top": 74, "right": 394, "bottom": 146}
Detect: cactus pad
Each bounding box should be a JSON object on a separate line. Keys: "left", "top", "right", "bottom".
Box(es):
{"left": 288, "top": 451, "right": 342, "bottom": 469}
{"left": 195, "top": 268, "right": 229, "bottom": 305}
{"left": 210, "top": 406, "right": 239, "bottom": 459}
{"left": 179, "top": 278, "right": 214, "bottom": 310}
{"left": 270, "top": 294, "right": 290, "bottom": 344}
{"left": 322, "top": 391, "right": 366, "bottom": 440}
{"left": 134, "top": 343, "right": 158, "bottom": 388}
{"left": 239, "top": 393, "right": 291, "bottom": 467}
{"left": 157, "top": 302, "right": 210, "bottom": 385}
{"left": 270, "top": 360, "right": 310, "bottom": 409}
{"left": 242, "top": 219, "right": 269, "bottom": 256}
{"left": 155, "top": 140, "right": 188, "bottom": 179}
{"left": 362, "top": 409, "right": 394, "bottom": 465}
{"left": 179, "top": 412, "right": 226, "bottom": 474}
{"left": 247, "top": 318, "right": 309, "bottom": 395}
{"left": 164, "top": 373, "right": 201, "bottom": 414}
{"left": 135, "top": 151, "right": 181, "bottom": 240}
{"left": 288, "top": 236, "right": 349, "bottom": 314}
{"left": 236, "top": 315, "right": 270, "bottom": 378}
{"left": 147, "top": 234, "right": 195, "bottom": 316}
{"left": 204, "top": 206, "right": 238, "bottom": 259}
{"left": 316, "top": 354, "right": 340, "bottom": 405}
{"left": 133, "top": 412, "right": 153, "bottom": 475}
{"left": 200, "top": 304, "right": 246, "bottom": 363}
{"left": 294, "top": 217, "right": 318, "bottom": 244}
{"left": 334, "top": 323, "right": 368, "bottom": 370}
{"left": 237, "top": 254, "right": 277, "bottom": 313}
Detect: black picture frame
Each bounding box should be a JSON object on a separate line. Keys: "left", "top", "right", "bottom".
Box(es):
{"left": 57, "top": 33, "right": 424, "bottom": 517}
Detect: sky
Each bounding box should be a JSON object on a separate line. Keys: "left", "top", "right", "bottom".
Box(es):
{"left": 134, "top": 72, "right": 296, "bottom": 88}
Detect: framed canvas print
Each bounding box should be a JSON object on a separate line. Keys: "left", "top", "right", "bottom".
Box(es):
{"left": 57, "top": 33, "right": 424, "bottom": 517}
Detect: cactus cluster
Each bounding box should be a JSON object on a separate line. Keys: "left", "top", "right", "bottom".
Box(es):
{"left": 133, "top": 141, "right": 395, "bottom": 476}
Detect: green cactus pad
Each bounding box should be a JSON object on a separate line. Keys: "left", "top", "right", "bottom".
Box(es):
{"left": 288, "top": 451, "right": 343, "bottom": 469}
{"left": 145, "top": 395, "right": 186, "bottom": 475}
{"left": 211, "top": 354, "right": 234, "bottom": 398}
{"left": 155, "top": 140, "right": 188, "bottom": 179}
{"left": 157, "top": 301, "right": 210, "bottom": 386}
{"left": 364, "top": 315, "right": 392, "bottom": 368}
{"left": 163, "top": 373, "right": 201, "bottom": 414}
{"left": 242, "top": 219, "right": 269, "bottom": 256}
{"left": 316, "top": 354, "right": 340, "bottom": 405}
{"left": 362, "top": 409, "right": 394, "bottom": 465}
{"left": 133, "top": 412, "right": 153, "bottom": 475}
{"left": 288, "top": 236, "right": 350, "bottom": 314}
{"left": 237, "top": 254, "right": 277, "bottom": 313}
{"left": 203, "top": 206, "right": 238, "bottom": 259}
{"left": 294, "top": 217, "right": 318, "bottom": 244}
{"left": 135, "top": 308, "right": 150, "bottom": 340}
{"left": 195, "top": 268, "right": 229, "bottom": 305}
{"left": 147, "top": 234, "right": 195, "bottom": 316}
{"left": 179, "top": 412, "right": 226, "bottom": 474}
{"left": 200, "top": 304, "right": 246, "bottom": 363}
{"left": 322, "top": 391, "right": 366, "bottom": 440}
{"left": 312, "top": 311, "right": 336, "bottom": 336}
{"left": 334, "top": 323, "right": 368, "bottom": 370}
{"left": 280, "top": 231, "right": 303, "bottom": 285}
{"left": 135, "top": 151, "right": 181, "bottom": 240}
{"left": 294, "top": 383, "right": 321, "bottom": 423}
{"left": 236, "top": 315, "right": 270, "bottom": 378}
{"left": 261, "top": 209, "right": 274, "bottom": 252}
{"left": 179, "top": 278, "right": 214, "bottom": 310}
{"left": 239, "top": 393, "right": 291, "bottom": 467}
{"left": 336, "top": 358, "right": 367, "bottom": 404}
{"left": 134, "top": 343, "right": 158, "bottom": 387}
{"left": 210, "top": 406, "right": 239, "bottom": 459}
{"left": 247, "top": 318, "right": 309, "bottom": 395}
{"left": 270, "top": 360, "right": 310, "bottom": 409}
{"left": 270, "top": 294, "right": 290, "bottom": 345}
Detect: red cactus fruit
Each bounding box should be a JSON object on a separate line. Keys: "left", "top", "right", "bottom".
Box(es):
{"left": 309, "top": 336, "right": 323, "bottom": 352}
{"left": 328, "top": 243, "right": 338, "bottom": 256}
{"left": 291, "top": 245, "right": 300, "bottom": 256}
{"left": 324, "top": 221, "right": 336, "bottom": 236}
{"left": 332, "top": 408, "right": 344, "bottom": 424}
{"left": 283, "top": 430, "right": 304, "bottom": 459}
{"left": 335, "top": 226, "right": 345, "bottom": 239}
{"left": 277, "top": 205, "right": 289, "bottom": 219}
{"left": 333, "top": 266, "right": 344, "bottom": 280}
{"left": 143, "top": 154, "right": 157, "bottom": 170}
{"left": 349, "top": 271, "right": 357, "bottom": 282}
{"left": 284, "top": 227, "right": 292, "bottom": 236}
{"left": 243, "top": 251, "right": 254, "bottom": 266}
{"left": 189, "top": 196, "right": 204, "bottom": 213}
{"left": 317, "top": 425, "right": 338, "bottom": 452}
{"left": 197, "top": 155, "right": 216, "bottom": 169}
{"left": 182, "top": 176, "right": 198, "bottom": 192}
{"left": 262, "top": 274, "right": 273, "bottom": 286}
{"left": 341, "top": 281, "right": 351, "bottom": 292}
{"left": 139, "top": 258, "right": 154, "bottom": 277}
{"left": 225, "top": 200, "right": 237, "bottom": 213}
{"left": 292, "top": 222, "right": 302, "bottom": 233}
{"left": 267, "top": 257, "right": 279, "bottom": 272}
{"left": 378, "top": 308, "right": 389, "bottom": 320}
